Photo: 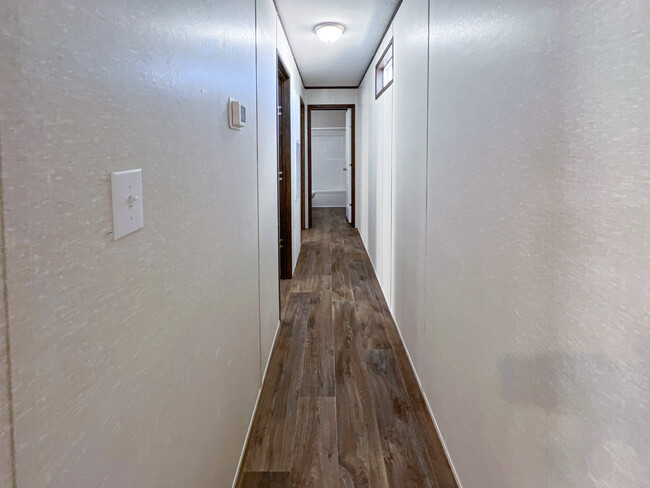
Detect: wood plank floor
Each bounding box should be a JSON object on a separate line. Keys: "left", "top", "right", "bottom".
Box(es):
{"left": 237, "top": 208, "right": 457, "bottom": 488}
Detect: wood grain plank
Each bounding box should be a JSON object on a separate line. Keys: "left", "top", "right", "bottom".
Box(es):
{"left": 348, "top": 260, "right": 391, "bottom": 349}
{"left": 280, "top": 279, "right": 291, "bottom": 319}
{"left": 239, "top": 472, "right": 291, "bottom": 488}
{"left": 365, "top": 349, "right": 439, "bottom": 488}
{"left": 330, "top": 243, "right": 354, "bottom": 302}
{"left": 237, "top": 207, "right": 457, "bottom": 488}
{"left": 292, "top": 242, "right": 315, "bottom": 292}
{"left": 244, "top": 293, "right": 310, "bottom": 472}
{"left": 300, "top": 276, "right": 335, "bottom": 397}
{"left": 313, "top": 241, "right": 332, "bottom": 276}
{"left": 334, "top": 300, "right": 389, "bottom": 488}
{"left": 377, "top": 309, "right": 458, "bottom": 487}
{"left": 354, "top": 245, "right": 458, "bottom": 488}
{"left": 291, "top": 397, "right": 340, "bottom": 488}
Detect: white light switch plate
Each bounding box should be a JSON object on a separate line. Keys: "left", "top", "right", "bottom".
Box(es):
{"left": 111, "top": 169, "right": 143, "bottom": 240}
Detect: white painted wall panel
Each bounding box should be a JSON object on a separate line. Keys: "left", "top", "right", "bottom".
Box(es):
{"left": 357, "top": 30, "right": 394, "bottom": 302}
{"left": 255, "top": 0, "right": 280, "bottom": 375}
{"left": 424, "top": 1, "right": 650, "bottom": 487}
{"left": 357, "top": 1, "right": 650, "bottom": 487}
{"left": 305, "top": 89, "right": 358, "bottom": 106}
{"left": 391, "top": 0, "right": 429, "bottom": 372}
{"left": 0, "top": 1, "right": 263, "bottom": 486}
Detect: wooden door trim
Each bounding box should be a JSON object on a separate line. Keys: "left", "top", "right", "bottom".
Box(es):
{"left": 278, "top": 56, "right": 292, "bottom": 279}
{"left": 300, "top": 97, "right": 306, "bottom": 230}
{"left": 307, "top": 104, "right": 356, "bottom": 227}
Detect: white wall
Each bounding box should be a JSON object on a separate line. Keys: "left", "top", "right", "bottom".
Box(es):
{"left": 0, "top": 1, "right": 260, "bottom": 487}
{"left": 305, "top": 89, "right": 358, "bottom": 106}
{"left": 255, "top": 0, "right": 280, "bottom": 377}
{"left": 0, "top": 0, "right": 304, "bottom": 486}
{"left": 256, "top": 0, "right": 305, "bottom": 371}
{"left": 358, "top": 31, "right": 394, "bottom": 302}
{"left": 391, "top": 0, "right": 429, "bottom": 375}
{"left": 357, "top": 0, "right": 650, "bottom": 487}
{"left": 312, "top": 110, "right": 346, "bottom": 128}
{"left": 424, "top": 1, "right": 649, "bottom": 486}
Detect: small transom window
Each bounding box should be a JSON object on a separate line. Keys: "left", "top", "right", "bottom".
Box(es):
{"left": 375, "top": 40, "right": 394, "bottom": 99}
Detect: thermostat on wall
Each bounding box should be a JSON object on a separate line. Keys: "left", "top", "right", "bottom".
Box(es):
{"left": 228, "top": 97, "right": 247, "bottom": 129}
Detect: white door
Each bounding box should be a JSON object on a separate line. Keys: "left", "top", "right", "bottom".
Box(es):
{"left": 345, "top": 108, "right": 352, "bottom": 223}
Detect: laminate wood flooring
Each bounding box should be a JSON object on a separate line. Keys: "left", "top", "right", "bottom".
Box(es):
{"left": 237, "top": 208, "right": 457, "bottom": 488}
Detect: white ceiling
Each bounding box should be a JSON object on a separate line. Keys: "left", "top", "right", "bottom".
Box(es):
{"left": 275, "top": 0, "right": 401, "bottom": 87}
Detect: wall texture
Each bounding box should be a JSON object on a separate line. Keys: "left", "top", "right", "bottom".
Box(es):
{"left": 256, "top": 1, "right": 305, "bottom": 370}
{"left": 358, "top": 31, "right": 394, "bottom": 302}
{"left": 255, "top": 0, "right": 280, "bottom": 378}
{"left": 356, "top": 0, "right": 650, "bottom": 487}
{"left": 425, "top": 0, "right": 649, "bottom": 486}
{"left": 390, "top": 0, "right": 429, "bottom": 372}
{"left": 311, "top": 110, "right": 346, "bottom": 128}
{"left": 0, "top": 0, "right": 276, "bottom": 486}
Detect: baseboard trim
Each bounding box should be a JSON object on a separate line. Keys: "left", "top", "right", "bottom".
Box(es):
{"left": 359, "top": 230, "right": 463, "bottom": 488}
{"left": 231, "top": 318, "right": 282, "bottom": 488}
{"left": 388, "top": 311, "right": 464, "bottom": 488}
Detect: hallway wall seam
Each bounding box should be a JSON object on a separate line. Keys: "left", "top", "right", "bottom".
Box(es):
{"left": 254, "top": 0, "right": 264, "bottom": 385}
{"left": 0, "top": 128, "right": 18, "bottom": 488}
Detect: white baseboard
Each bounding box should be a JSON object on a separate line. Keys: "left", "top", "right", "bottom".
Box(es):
{"left": 362, "top": 249, "right": 464, "bottom": 488}
{"left": 231, "top": 318, "right": 282, "bottom": 488}
{"left": 388, "top": 312, "right": 464, "bottom": 488}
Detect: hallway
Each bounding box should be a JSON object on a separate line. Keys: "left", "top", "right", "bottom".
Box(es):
{"left": 0, "top": 0, "right": 647, "bottom": 486}
{"left": 237, "top": 208, "right": 456, "bottom": 487}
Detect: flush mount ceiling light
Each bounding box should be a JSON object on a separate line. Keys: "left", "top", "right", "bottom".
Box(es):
{"left": 314, "top": 22, "right": 346, "bottom": 44}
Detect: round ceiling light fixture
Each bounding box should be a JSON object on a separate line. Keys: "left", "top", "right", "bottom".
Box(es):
{"left": 314, "top": 22, "right": 346, "bottom": 44}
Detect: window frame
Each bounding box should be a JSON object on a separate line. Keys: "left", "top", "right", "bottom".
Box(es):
{"left": 375, "top": 39, "right": 394, "bottom": 99}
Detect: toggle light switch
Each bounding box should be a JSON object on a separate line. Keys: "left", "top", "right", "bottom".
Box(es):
{"left": 111, "top": 169, "right": 144, "bottom": 240}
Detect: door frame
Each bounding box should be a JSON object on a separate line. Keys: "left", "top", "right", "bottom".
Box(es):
{"left": 300, "top": 97, "right": 306, "bottom": 230}
{"left": 307, "top": 104, "right": 356, "bottom": 227}
{"left": 277, "top": 56, "right": 292, "bottom": 280}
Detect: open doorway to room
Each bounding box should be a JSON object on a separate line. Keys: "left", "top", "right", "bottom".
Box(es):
{"left": 277, "top": 57, "right": 292, "bottom": 281}
{"left": 307, "top": 104, "right": 355, "bottom": 227}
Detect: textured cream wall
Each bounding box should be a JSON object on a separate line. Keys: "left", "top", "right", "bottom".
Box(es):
{"left": 358, "top": 30, "right": 394, "bottom": 301}
{"left": 255, "top": 0, "right": 280, "bottom": 377}
{"left": 0, "top": 1, "right": 16, "bottom": 482}
{"left": 391, "top": 0, "right": 429, "bottom": 373}
{"left": 424, "top": 0, "right": 649, "bottom": 486}
{"left": 0, "top": 1, "right": 263, "bottom": 486}
{"left": 256, "top": 0, "right": 306, "bottom": 372}
{"left": 357, "top": 0, "right": 649, "bottom": 486}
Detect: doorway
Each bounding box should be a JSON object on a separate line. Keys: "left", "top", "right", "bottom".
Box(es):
{"left": 307, "top": 104, "right": 355, "bottom": 227}
{"left": 277, "top": 57, "right": 292, "bottom": 280}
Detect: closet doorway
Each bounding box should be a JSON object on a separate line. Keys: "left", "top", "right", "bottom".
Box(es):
{"left": 307, "top": 104, "right": 355, "bottom": 227}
